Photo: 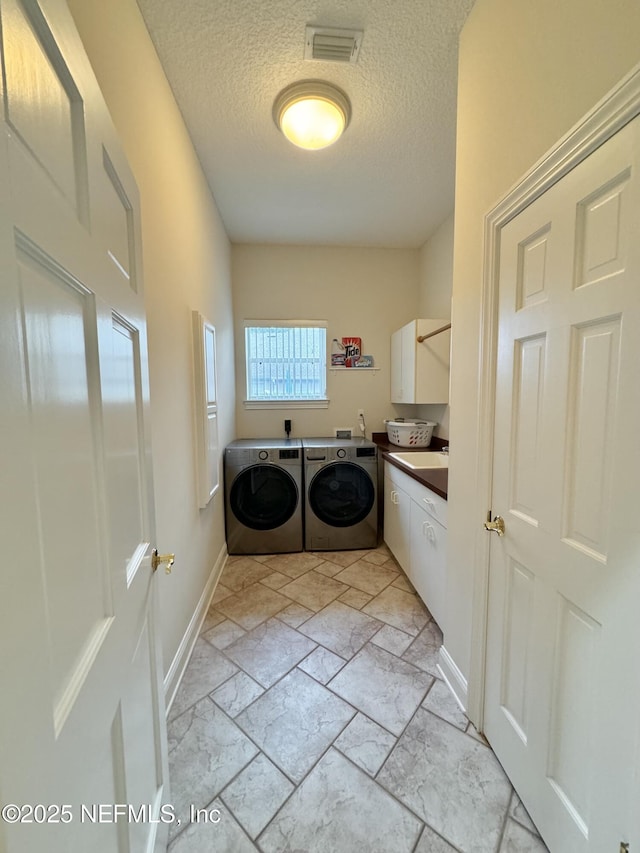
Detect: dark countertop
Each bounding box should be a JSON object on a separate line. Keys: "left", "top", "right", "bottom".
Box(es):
{"left": 372, "top": 432, "right": 448, "bottom": 500}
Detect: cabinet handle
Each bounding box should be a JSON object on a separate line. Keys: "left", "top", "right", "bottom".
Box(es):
{"left": 423, "top": 497, "right": 435, "bottom": 511}
{"left": 422, "top": 521, "right": 436, "bottom": 543}
{"left": 391, "top": 490, "right": 399, "bottom": 505}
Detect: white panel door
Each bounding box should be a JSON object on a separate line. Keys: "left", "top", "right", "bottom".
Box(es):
{"left": 409, "top": 499, "right": 446, "bottom": 628}
{"left": 383, "top": 473, "right": 411, "bottom": 572}
{"left": 0, "top": 1, "right": 169, "bottom": 851}
{"left": 484, "top": 115, "right": 640, "bottom": 851}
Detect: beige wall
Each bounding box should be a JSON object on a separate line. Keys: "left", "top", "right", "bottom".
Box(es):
{"left": 69, "top": 0, "right": 236, "bottom": 680}
{"left": 448, "top": 0, "right": 640, "bottom": 682}
{"left": 232, "top": 244, "right": 420, "bottom": 439}
{"left": 412, "top": 213, "right": 454, "bottom": 439}
{"left": 418, "top": 214, "right": 454, "bottom": 319}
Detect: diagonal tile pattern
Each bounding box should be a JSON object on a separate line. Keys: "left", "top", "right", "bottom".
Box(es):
{"left": 215, "top": 582, "right": 290, "bottom": 630}
{"left": 297, "top": 599, "right": 382, "bottom": 658}
{"left": 263, "top": 551, "right": 324, "bottom": 578}
{"left": 363, "top": 583, "right": 431, "bottom": 635}
{"left": 210, "top": 671, "right": 264, "bottom": 718}
{"left": 371, "top": 623, "right": 414, "bottom": 656}
{"left": 223, "top": 617, "right": 316, "bottom": 688}
{"left": 168, "top": 638, "right": 238, "bottom": 721}
{"left": 423, "top": 676, "right": 469, "bottom": 730}
{"left": 167, "top": 697, "right": 258, "bottom": 835}
{"left": 338, "top": 587, "right": 373, "bottom": 609}
{"left": 258, "top": 748, "right": 422, "bottom": 852}
{"left": 221, "top": 556, "right": 274, "bottom": 591}
{"left": 202, "top": 618, "right": 246, "bottom": 649}
{"left": 298, "top": 645, "right": 346, "bottom": 683}
{"left": 168, "top": 545, "right": 548, "bottom": 852}
{"left": 220, "top": 753, "right": 294, "bottom": 839}
{"left": 167, "top": 798, "right": 256, "bottom": 852}
{"left": 278, "top": 569, "right": 349, "bottom": 610}
{"left": 328, "top": 642, "right": 433, "bottom": 735}
{"left": 402, "top": 618, "right": 443, "bottom": 676}
{"left": 236, "top": 668, "right": 355, "bottom": 782}
{"left": 378, "top": 708, "right": 513, "bottom": 852}
{"left": 334, "top": 558, "right": 399, "bottom": 595}
{"left": 333, "top": 712, "right": 397, "bottom": 776}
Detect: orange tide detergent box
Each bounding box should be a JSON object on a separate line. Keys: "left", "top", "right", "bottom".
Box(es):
{"left": 342, "top": 337, "right": 361, "bottom": 367}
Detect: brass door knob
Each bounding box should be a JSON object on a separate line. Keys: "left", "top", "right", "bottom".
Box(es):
{"left": 484, "top": 515, "right": 505, "bottom": 537}
{"left": 152, "top": 549, "right": 175, "bottom": 574}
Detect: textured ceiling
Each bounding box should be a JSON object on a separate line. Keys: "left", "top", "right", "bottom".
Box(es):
{"left": 136, "top": 0, "right": 476, "bottom": 248}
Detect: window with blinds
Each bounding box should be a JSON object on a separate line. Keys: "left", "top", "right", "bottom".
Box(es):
{"left": 245, "top": 323, "right": 327, "bottom": 401}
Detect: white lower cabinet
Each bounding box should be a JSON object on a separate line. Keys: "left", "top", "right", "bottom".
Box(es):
{"left": 383, "top": 473, "right": 411, "bottom": 572}
{"left": 409, "top": 499, "right": 446, "bottom": 627}
{"left": 384, "top": 462, "right": 448, "bottom": 628}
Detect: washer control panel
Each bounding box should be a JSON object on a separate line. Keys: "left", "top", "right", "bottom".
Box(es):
{"left": 303, "top": 442, "right": 377, "bottom": 463}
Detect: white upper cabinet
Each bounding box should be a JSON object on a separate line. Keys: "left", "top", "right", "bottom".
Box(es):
{"left": 390, "top": 319, "right": 450, "bottom": 404}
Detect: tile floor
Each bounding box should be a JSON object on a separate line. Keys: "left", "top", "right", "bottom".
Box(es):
{"left": 167, "top": 545, "right": 549, "bottom": 852}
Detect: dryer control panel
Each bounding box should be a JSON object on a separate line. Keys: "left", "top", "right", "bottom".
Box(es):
{"left": 302, "top": 439, "right": 377, "bottom": 464}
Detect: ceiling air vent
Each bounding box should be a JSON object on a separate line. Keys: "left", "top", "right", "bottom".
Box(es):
{"left": 304, "top": 26, "right": 363, "bottom": 64}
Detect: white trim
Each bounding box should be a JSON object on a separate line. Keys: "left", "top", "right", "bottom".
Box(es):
{"left": 192, "top": 312, "right": 219, "bottom": 509}
{"left": 244, "top": 398, "right": 329, "bottom": 409}
{"left": 163, "top": 544, "right": 227, "bottom": 714}
{"left": 243, "top": 318, "right": 328, "bottom": 328}
{"left": 468, "top": 62, "right": 640, "bottom": 730}
{"left": 437, "top": 645, "right": 468, "bottom": 713}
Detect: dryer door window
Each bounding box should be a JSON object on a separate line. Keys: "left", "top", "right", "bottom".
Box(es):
{"left": 308, "top": 462, "right": 375, "bottom": 528}
{"left": 230, "top": 465, "right": 298, "bottom": 530}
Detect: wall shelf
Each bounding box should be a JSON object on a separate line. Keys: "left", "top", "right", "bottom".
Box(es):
{"left": 330, "top": 367, "right": 380, "bottom": 373}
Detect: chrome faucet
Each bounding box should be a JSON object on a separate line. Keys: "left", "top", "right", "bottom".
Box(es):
{"left": 442, "top": 446, "right": 449, "bottom": 454}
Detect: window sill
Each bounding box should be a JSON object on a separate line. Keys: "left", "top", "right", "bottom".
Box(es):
{"left": 244, "top": 399, "right": 330, "bottom": 410}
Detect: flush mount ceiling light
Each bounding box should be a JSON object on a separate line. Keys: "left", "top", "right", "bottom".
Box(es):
{"left": 273, "top": 80, "right": 352, "bottom": 151}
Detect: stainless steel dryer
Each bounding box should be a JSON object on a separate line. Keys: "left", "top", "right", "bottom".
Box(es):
{"left": 302, "top": 438, "right": 378, "bottom": 551}
{"left": 224, "top": 439, "right": 303, "bottom": 555}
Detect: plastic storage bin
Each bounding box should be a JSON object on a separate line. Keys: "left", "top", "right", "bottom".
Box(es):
{"left": 384, "top": 420, "right": 436, "bottom": 447}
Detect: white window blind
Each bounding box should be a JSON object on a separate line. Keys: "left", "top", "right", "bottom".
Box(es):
{"left": 245, "top": 323, "right": 327, "bottom": 401}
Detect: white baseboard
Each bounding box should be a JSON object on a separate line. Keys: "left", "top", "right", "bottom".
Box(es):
{"left": 437, "top": 645, "right": 469, "bottom": 713}
{"left": 163, "top": 544, "right": 228, "bottom": 715}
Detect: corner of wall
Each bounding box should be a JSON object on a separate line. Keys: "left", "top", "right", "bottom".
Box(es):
{"left": 418, "top": 213, "right": 454, "bottom": 319}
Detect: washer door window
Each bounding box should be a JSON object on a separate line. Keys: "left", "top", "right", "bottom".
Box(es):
{"left": 230, "top": 465, "right": 298, "bottom": 530}
{"left": 308, "top": 462, "right": 374, "bottom": 527}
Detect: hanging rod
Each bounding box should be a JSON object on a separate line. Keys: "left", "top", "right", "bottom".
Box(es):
{"left": 417, "top": 322, "right": 451, "bottom": 343}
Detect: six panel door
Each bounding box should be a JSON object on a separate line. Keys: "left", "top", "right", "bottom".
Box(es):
{"left": 484, "top": 115, "right": 640, "bottom": 851}
{"left": 0, "top": 1, "right": 169, "bottom": 850}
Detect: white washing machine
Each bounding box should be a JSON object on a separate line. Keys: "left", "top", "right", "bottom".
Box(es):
{"left": 224, "top": 439, "right": 303, "bottom": 555}
{"left": 302, "top": 438, "right": 378, "bottom": 551}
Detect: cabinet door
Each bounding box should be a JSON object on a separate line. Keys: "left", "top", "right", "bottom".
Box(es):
{"left": 384, "top": 475, "right": 411, "bottom": 571}
{"left": 390, "top": 327, "right": 404, "bottom": 403}
{"left": 410, "top": 499, "right": 447, "bottom": 627}
{"left": 390, "top": 319, "right": 450, "bottom": 405}
{"left": 401, "top": 321, "right": 417, "bottom": 403}
{"left": 391, "top": 320, "right": 418, "bottom": 403}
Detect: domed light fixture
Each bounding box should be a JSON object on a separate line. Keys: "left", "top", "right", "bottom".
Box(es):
{"left": 273, "top": 80, "right": 351, "bottom": 151}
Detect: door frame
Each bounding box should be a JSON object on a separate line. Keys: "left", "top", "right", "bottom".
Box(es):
{"left": 467, "top": 61, "right": 640, "bottom": 730}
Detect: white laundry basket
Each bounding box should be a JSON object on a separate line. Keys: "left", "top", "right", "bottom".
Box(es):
{"left": 384, "top": 420, "right": 437, "bottom": 448}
